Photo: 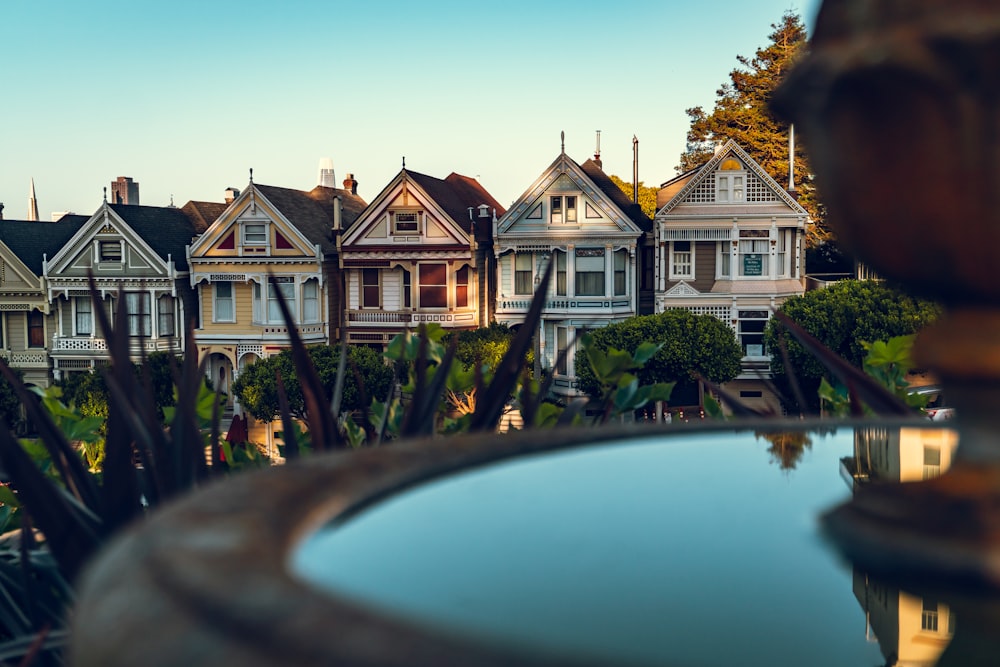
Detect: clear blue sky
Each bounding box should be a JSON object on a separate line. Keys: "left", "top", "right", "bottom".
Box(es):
{"left": 1, "top": 0, "right": 821, "bottom": 220}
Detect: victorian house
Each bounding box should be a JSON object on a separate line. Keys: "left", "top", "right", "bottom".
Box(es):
{"left": 185, "top": 177, "right": 365, "bottom": 436}
{"left": 494, "top": 145, "right": 652, "bottom": 397}
{"left": 654, "top": 140, "right": 808, "bottom": 409}
{"left": 338, "top": 168, "right": 502, "bottom": 349}
{"left": 43, "top": 200, "right": 207, "bottom": 379}
{"left": 0, "top": 215, "right": 88, "bottom": 387}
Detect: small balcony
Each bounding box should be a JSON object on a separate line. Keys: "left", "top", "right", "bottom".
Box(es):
{"left": 51, "top": 336, "right": 181, "bottom": 357}
{"left": 346, "top": 309, "right": 478, "bottom": 328}
{"left": 495, "top": 297, "right": 634, "bottom": 319}
{"left": 0, "top": 349, "right": 49, "bottom": 369}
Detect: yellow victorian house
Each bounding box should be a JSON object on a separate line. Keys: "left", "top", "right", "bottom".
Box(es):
{"left": 186, "top": 177, "right": 365, "bottom": 448}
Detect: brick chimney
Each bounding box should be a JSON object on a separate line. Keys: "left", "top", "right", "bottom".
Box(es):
{"left": 224, "top": 187, "right": 240, "bottom": 204}
{"left": 343, "top": 173, "right": 358, "bottom": 196}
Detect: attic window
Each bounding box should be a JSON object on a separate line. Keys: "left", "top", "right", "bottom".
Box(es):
{"left": 99, "top": 240, "right": 123, "bottom": 263}
{"left": 393, "top": 212, "right": 420, "bottom": 234}
{"left": 244, "top": 223, "right": 267, "bottom": 245}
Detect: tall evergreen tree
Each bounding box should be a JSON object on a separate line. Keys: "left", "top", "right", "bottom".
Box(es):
{"left": 679, "top": 11, "right": 826, "bottom": 244}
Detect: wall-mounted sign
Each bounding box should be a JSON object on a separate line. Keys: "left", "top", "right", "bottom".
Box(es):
{"left": 743, "top": 254, "right": 763, "bottom": 276}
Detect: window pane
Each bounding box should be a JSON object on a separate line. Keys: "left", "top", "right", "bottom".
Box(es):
{"left": 402, "top": 269, "right": 411, "bottom": 308}
{"left": 303, "top": 281, "right": 318, "bottom": 322}
{"left": 456, "top": 266, "right": 469, "bottom": 308}
{"left": 76, "top": 298, "right": 92, "bottom": 335}
{"left": 159, "top": 296, "right": 175, "bottom": 336}
{"left": 556, "top": 251, "right": 566, "bottom": 296}
{"left": 362, "top": 269, "right": 380, "bottom": 308}
{"left": 614, "top": 249, "right": 627, "bottom": 295}
{"left": 28, "top": 311, "right": 45, "bottom": 348}
{"left": 556, "top": 327, "right": 568, "bottom": 374}
{"left": 565, "top": 196, "right": 577, "bottom": 222}
{"left": 576, "top": 271, "right": 604, "bottom": 296}
{"left": 419, "top": 264, "right": 447, "bottom": 308}
{"left": 514, "top": 254, "right": 532, "bottom": 295}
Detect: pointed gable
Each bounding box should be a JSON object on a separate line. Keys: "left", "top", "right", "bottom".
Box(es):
{"left": 110, "top": 204, "right": 204, "bottom": 271}
{"left": 342, "top": 169, "right": 502, "bottom": 250}
{"left": 0, "top": 216, "right": 88, "bottom": 277}
{"left": 657, "top": 140, "right": 806, "bottom": 217}
{"left": 497, "top": 152, "right": 650, "bottom": 237}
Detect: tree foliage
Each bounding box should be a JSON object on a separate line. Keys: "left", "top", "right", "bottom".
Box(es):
{"left": 609, "top": 174, "right": 658, "bottom": 219}
{"left": 764, "top": 280, "right": 940, "bottom": 388}
{"left": 575, "top": 310, "right": 743, "bottom": 399}
{"left": 678, "top": 11, "right": 826, "bottom": 243}
{"left": 232, "top": 345, "right": 394, "bottom": 424}
{"left": 0, "top": 368, "right": 24, "bottom": 429}
{"left": 444, "top": 322, "right": 532, "bottom": 374}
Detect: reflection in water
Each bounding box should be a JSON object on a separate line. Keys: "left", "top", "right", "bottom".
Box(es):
{"left": 842, "top": 426, "right": 959, "bottom": 488}
{"left": 757, "top": 430, "right": 813, "bottom": 470}
{"left": 852, "top": 568, "right": 954, "bottom": 666}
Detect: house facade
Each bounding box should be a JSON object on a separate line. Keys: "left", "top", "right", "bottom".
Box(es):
{"left": 186, "top": 180, "right": 365, "bottom": 421}
{"left": 654, "top": 140, "right": 808, "bottom": 409}
{"left": 338, "top": 169, "right": 502, "bottom": 349}
{"left": 0, "top": 215, "right": 88, "bottom": 387}
{"left": 494, "top": 148, "right": 652, "bottom": 397}
{"left": 43, "top": 201, "right": 206, "bottom": 379}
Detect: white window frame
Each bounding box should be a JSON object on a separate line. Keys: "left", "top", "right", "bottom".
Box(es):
{"left": 514, "top": 254, "right": 533, "bottom": 295}
{"left": 455, "top": 265, "right": 470, "bottom": 309}
{"left": 737, "top": 309, "right": 770, "bottom": 359}
{"left": 214, "top": 282, "right": 235, "bottom": 323}
{"left": 555, "top": 250, "right": 567, "bottom": 296}
{"left": 158, "top": 295, "right": 175, "bottom": 337}
{"left": 574, "top": 248, "right": 606, "bottom": 297}
{"left": 737, "top": 232, "right": 770, "bottom": 278}
{"left": 124, "top": 292, "right": 152, "bottom": 337}
{"left": 302, "top": 279, "right": 319, "bottom": 322}
{"left": 718, "top": 242, "right": 732, "bottom": 278}
{"left": 75, "top": 297, "right": 93, "bottom": 335}
{"left": 98, "top": 240, "right": 123, "bottom": 264}
{"left": 243, "top": 222, "right": 267, "bottom": 245}
{"left": 777, "top": 229, "right": 792, "bottom": 278}
{"left": 418, "top": 263, "right": 448, "bottom": 309}
{"left": 669, "top": 241, "right": 694, "bottom": 280}
{"left": 267, "top": 277, "right": 296, "bottom": 324}
{"left": 614, "top": 249, "right": 628, "bottom": 296}
{"left": 361, "top": 269, "right": 381, "bottom": 309}
{"left": 549, "top": 196, "right": 563, "bottom": 224}
{"left": 392, "top": 211, "right": 421, "bottom": 235}
{"left": 716, "top": 171, "right": 746, "bottom": 203}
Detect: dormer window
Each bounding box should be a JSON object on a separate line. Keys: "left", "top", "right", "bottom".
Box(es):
{"left": 717, "top": 158, "right": 746, "bottom": 203}
{"left": 549, "top": 196, "right": 577, "bottom": 223}
{"left": 243, "top": 223, "right": 267, "bottom": 245}
{"left": 99, "top": 240, "right": 123, "bottom": 263}
{"left": 393, "top": 212, "right": 420, "bottom": 234}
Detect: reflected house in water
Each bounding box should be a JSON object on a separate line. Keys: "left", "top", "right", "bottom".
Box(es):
{"left": 843, "top": 426, "right": 959, "bottom": 487}
{"left": 853, "top": 569, "right": 954, "bottom": 667}
{"left": 843, "top": 426, "right": 959, "bottom": 665}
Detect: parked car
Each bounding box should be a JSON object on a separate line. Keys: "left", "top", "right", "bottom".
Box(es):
{"left": 908, "top": 385, "right": 954, "bottom": 421}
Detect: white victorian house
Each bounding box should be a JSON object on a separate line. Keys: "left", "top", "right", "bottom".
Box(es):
{"left": 44, "top": 200, "right": 205, "bottom": 378}
{"left": 494, "top": 146, "right": 652, "bottom": 397}
{"left": 655, "top": 140, "right": 808, "bottom": 409}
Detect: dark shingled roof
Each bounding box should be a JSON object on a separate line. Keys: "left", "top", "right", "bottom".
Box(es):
{"left": 0, "top": 216, "right": 89, "bottom": 274}
{"left": 405, "top": 171, "right": 506, "bottom": 234}
{"left": 110, "top": 204, "right": 203, "bottom": 271}
{"left": 580, "top": 159, "right": 652, "bottom": 232}
{"left": 181, "top": 201, "right": 227, "bottom": 233}
{"left": 255, "top": 185, "right": 367, "bottom": 254}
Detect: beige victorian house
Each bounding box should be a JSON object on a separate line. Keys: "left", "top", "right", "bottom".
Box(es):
{"left": 186, "top": 179, "right": 365, "bottom": 448}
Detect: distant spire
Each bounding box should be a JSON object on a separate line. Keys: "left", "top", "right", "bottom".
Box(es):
{"left": 27, "top": 179, "right": 38, "bottom": 222}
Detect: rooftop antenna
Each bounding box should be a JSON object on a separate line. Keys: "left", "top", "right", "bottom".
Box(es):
{"left": 633, "top": 135, "right": 640, "bottom": 204}
{"left": 788, "top": 124, "right": 796, "bottom": 191}
{"left": 560, "top": 131, "right": 565, "bottom": 154}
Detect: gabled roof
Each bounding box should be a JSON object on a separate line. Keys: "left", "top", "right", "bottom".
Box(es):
{"left": 580, "top": 159, "right": 652, "bottom": 232}
{"left": 0, "top": 216, "right": 89, "bottom": 274}
{"left": 109, "top": 204, "right": 205, "bottom": 271}
{"left": 497, "top": 151, "right": 650, "bottom": 236}
{"left": 656, "top": 140, "right": 807, "bottom": 217}
{"left": 405, "top": 171, "right": 506, "bottom": 233}
{"left": 181, "top": 201, "right": 228, "bottom": 232}
{"left": 255, "top": 184, "right": 366, "bottom": 253}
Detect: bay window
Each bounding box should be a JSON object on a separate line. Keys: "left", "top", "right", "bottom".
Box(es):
{"left": 214, "top": 282, "right": 234, "bottom": 322}
{"left": 614, "top": 249, "right": 628, "bottom": 295}
{"left": 362, "top": 269, "right": 380, "bottom": 309}
{"left": 455, "top": 266, "right": 469, "bottom": 308}
{"left": 125, "top": 293, "right": 151, "bottom": 337}
{"left": 159, "top": 296, "right": 175, "bottom": 337}
{"left": 267, "top": 278, "right": 295, "bottom": 322}
{"left": 738, "top": 230, "right": 769, "bottom": 277}
{"left": 575, "top": 248, "right": 605, "bottom": 296}
{"left": 514, "top": 254, "right": 533, "bottom": 295}
{"left": 419, "top": 264, "right": 447, "bottom": 308}
{"left": 76, "top": 297, "right": 93, "bottom": 335}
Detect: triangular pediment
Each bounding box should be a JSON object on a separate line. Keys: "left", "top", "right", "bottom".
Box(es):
{"left": 45, "top": 205, "right": 170, "bottom": 280}
{"left": 188, "top": 186, "right": 321, "bottom": 260}
{"left": 342, "top": 172, "right": 471, "bottom": 248}
{"left": 497, "top": 153, "right": 642, "bottom": 238}
{"left": 665, "top": 281, "right": 700, "bottom": 296}
{"left": 0, "top": 245, "right": 41, "bottom": 292}
{"left": 656, "top": 140, "right": 807, "bottom": 216}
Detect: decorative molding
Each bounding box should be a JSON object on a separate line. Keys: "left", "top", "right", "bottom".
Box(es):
{"left": 664, "top": 281, "right": 700, "bottom": 296}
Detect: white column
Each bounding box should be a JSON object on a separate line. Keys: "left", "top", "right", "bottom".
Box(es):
{"left": 567, "top": 245, "right": 576, "bottom": 298}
